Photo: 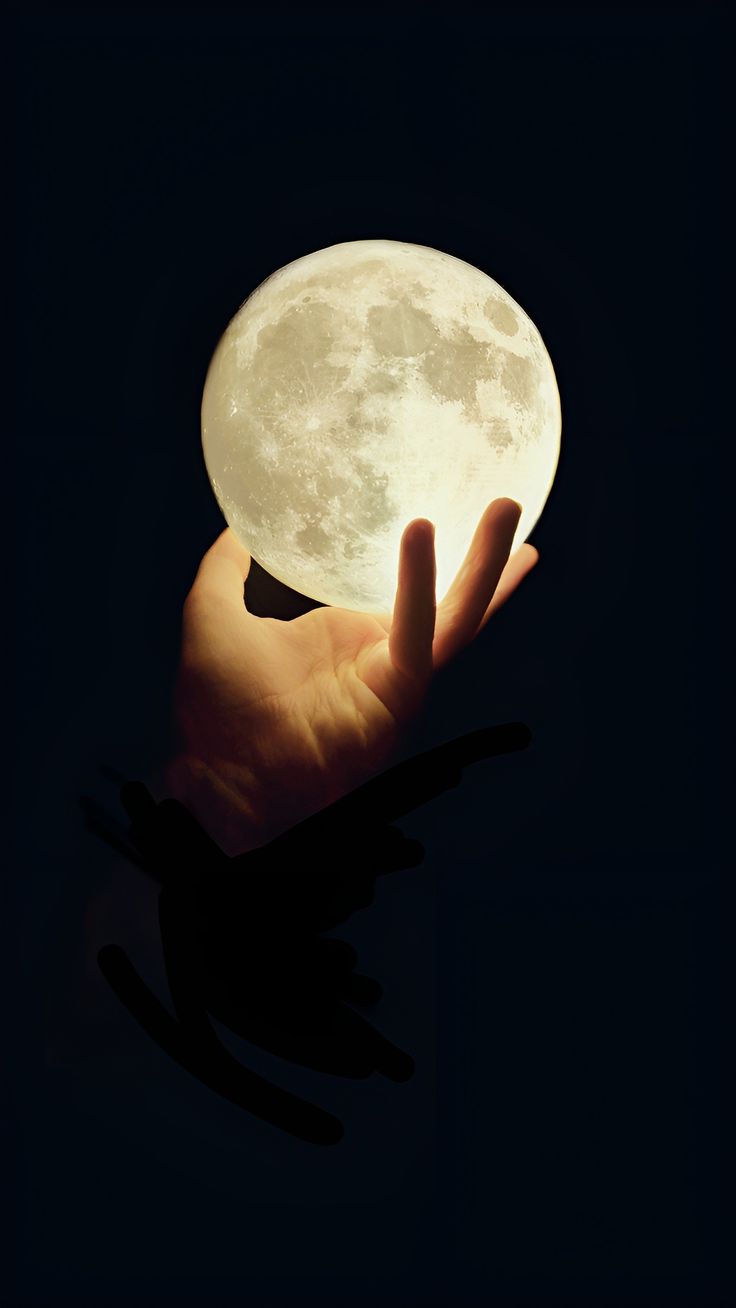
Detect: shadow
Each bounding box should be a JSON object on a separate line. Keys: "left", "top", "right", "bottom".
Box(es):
{"left": 83, "top": 722, "right": 531, "bottom": 1146}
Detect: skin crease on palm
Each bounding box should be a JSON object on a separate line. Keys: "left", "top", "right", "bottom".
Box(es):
{"left": 165, "top": 497, "right": 538, "bottom": 857}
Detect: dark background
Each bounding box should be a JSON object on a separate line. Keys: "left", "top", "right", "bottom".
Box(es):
{"left": 11, "top": 3, "right": 729, "bottom": 1305}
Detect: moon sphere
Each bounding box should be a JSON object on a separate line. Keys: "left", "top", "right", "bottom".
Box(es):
{"left": 201, "top": 239, "right": 561, "bottom": 613}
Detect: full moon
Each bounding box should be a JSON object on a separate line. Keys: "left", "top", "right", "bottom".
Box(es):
{"left": 201, "top": 239, "right": 561, "bottom": 613}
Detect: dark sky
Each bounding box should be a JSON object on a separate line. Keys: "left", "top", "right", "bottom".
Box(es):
{"left": 11, "top": 5, "right": 729, "bottom": 1306}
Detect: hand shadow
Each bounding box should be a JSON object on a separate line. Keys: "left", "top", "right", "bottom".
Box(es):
{"left": 82, "top": 721, "right": 531, "bottom": 1146}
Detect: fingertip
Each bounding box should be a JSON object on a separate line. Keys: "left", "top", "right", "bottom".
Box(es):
{"left": 480, "top": 499, "right": 523, "bottom": 540}
{"left": 214, "top": 526, "right": 252, "bottom": 563}
{"left": 489, "top": 496, "right": 522, "bottom": 514}
{"left": 400, "top": 519, "right": 436, "bottom": 578}
{"left": 404, "top": 517, "right": 435, "bottom": 546}
{"left": 203, "top": 530, "right": 252, "bottom": 584}
{"left": 501, "top": 542, "right": 539, "bottom": 590}
{"left": 190, "top": 526, "right": 253, "bottom": 607}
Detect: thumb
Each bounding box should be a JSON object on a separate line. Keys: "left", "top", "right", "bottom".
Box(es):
{"left": 188, "top": 527, "right": 253, "bottom": 611}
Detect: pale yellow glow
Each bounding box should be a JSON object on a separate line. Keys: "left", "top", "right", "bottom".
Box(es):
{"left": 201, "top": 239, "right": 561, "bottom": 613}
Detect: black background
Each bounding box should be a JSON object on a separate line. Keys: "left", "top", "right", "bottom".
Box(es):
{"left": 11, "top": 4, "right": 729, "bottom": 1305}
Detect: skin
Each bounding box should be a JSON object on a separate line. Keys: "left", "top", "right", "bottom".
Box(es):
{"left": 165, "top": 498, "right": 538, "bottom": 856}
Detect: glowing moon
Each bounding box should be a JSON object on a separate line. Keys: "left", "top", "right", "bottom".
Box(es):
{"left": 201, "top": 239, "right": 561, "bottom": 613}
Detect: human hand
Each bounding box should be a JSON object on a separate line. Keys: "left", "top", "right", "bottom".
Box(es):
{"left": 165, "top": 498, "right": 538, "bottom": 855}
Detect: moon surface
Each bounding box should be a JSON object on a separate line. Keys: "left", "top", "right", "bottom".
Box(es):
{"left": 201, "top": 239, "right": 561, "bottom": 613}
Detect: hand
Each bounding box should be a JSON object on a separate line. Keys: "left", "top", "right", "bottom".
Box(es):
{"left": 165, "top": 498, "right": 538, "bottom": 855}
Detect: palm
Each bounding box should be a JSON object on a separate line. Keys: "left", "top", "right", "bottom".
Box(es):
{"left": 167, "top": 500, "right": 538, "bottom": 855}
